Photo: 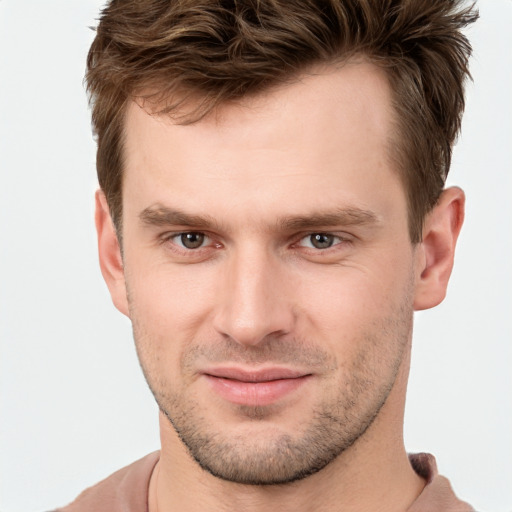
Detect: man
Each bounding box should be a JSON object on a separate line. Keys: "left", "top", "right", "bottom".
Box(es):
{"left": 57, "top": 0, "right": 478, "bottom": 510}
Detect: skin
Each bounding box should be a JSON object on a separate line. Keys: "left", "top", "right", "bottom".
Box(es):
{"left": 96, "top": 61, "right": 464, "bottom": 512}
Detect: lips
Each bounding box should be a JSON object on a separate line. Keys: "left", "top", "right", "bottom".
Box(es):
{"left": 202, "top": 367, "right": 312, "bottom": 407}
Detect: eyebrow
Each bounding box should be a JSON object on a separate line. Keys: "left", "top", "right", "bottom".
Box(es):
{"left": 278, "top": 209, "right": 379, "bottom": 231}
{"left": 140, "top": 206, "right": 224, "bottom": 231}
{"left": 139, "top": 205, "right": 379, "bottom": 232}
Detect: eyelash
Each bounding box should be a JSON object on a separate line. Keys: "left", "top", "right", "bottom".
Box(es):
{"left": 160, "top": 232, "right": 218, "bottom": 252}
{"left": 160, "top": 231, "right": 352, "bottom": 254}
{"left": 295, "top": 233, "right": 349, "bottom": 250}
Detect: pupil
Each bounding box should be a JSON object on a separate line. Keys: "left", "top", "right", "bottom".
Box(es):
{"left": 311, "top": 233, "right": 333, "bottom": 249}
{"left": 181, "top": 233, "right": 204, "bottom": 249}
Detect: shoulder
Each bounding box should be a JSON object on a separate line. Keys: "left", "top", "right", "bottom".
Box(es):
{"left": 55, "top": 451, "right": 160, "bottom": 512}
{"left": 408, "top": 453, "right": 474, "bottom": 512}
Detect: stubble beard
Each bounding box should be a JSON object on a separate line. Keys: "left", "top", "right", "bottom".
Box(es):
{"left": 130, "top": 289, "right": 413, "bottom": 486}
{"left": 158, "top": 380, "right": 395, "bottom": 486}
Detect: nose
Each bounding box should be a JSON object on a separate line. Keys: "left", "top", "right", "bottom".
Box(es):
{"left": 212, "top": 246, "right": 295, "bottom": 347}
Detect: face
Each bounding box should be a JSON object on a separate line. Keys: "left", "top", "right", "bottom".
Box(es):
{"left": 116, "top": 63, "right": 420, "bottom": 484}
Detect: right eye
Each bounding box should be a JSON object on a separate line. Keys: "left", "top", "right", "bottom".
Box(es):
{"left": 172, "top": 232, "right": 209, "bottom": 249}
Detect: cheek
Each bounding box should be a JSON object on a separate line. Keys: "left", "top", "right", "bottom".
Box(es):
{"left": 291, "top": 261, "right": 414, "bottom": 359}
{"left": 294, "top": 263, "right": 403, "bottom": 325}
{"left": 127, "top": 259, "right": 217, "bottom": 322}
{"left": 299, "top": 270, "right": 413, "bottom": 399}
{"left": 125, "top": 262, "right": 220, "bottom": 375}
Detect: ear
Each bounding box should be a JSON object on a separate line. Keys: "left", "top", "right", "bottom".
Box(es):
{"left": 413, "top": 187, "right": 465, "bottom": 311}
{"left": 95, "top": 189, "right": 129, "bottom": 316}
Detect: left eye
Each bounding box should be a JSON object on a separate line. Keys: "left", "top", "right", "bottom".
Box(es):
{"left": 299, "top": 233, "right": 342, "bottom": 249}
{"left": 173, "top": 232, "right": 209, "bottom": 249}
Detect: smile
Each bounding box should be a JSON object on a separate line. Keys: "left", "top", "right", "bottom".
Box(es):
{"left": 202, "top": 367, "right": 312, "bottom": 407}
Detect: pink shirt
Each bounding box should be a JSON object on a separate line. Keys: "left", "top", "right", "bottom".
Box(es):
{"left": 56, "top": 452, "right": 474, "bottom": 511}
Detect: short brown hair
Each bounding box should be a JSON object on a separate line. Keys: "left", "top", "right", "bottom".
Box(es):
{"left": 86, "top": 0, "right": 477, "bottom": 242}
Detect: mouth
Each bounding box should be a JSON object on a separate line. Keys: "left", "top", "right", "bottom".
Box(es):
{"left": 202, "top": 367, "right": 312, "bottom": 407}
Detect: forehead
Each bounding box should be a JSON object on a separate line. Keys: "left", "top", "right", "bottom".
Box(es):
{"left": 126, "top": 60, "right": 393, "bottom": 151}
{"left": 122, "top": 61, "right": 403, "bottom": 227}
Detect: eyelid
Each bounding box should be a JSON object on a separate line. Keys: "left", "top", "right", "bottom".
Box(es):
{"left": 159, "top": 230, "right": 214, "bottom": 249}
{"left": 158, "top": 230, "right": 352, "bottom": 252}
{"left": 295, "top": 232, "right": 352, "bottom": 249}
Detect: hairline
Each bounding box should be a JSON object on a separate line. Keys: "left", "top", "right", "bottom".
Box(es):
{"left": 109, "top": 54, "right": 421, "bottom": 245}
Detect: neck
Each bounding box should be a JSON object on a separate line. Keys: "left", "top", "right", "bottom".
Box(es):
{"left": 149, "top": 347, "right": 425, "bottom": 512}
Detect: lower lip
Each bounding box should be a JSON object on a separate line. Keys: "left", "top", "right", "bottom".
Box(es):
{"left": 204, "top": 375, "right": 310, "bottom": 407}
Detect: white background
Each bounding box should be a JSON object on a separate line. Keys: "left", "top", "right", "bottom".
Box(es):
{"left": 0, "top": 1, "right": 510, "bottom": 511}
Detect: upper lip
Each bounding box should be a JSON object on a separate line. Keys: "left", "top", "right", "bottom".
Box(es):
{"left": 203, "top": 367, "right": 311, "bottom": 383}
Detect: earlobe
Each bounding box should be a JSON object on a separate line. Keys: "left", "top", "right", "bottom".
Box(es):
{"left": 413, "top": 187, "right": 465, "bottom": 311}
{"left": 95, "top": 190, "right": 129, "bottom": 316}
